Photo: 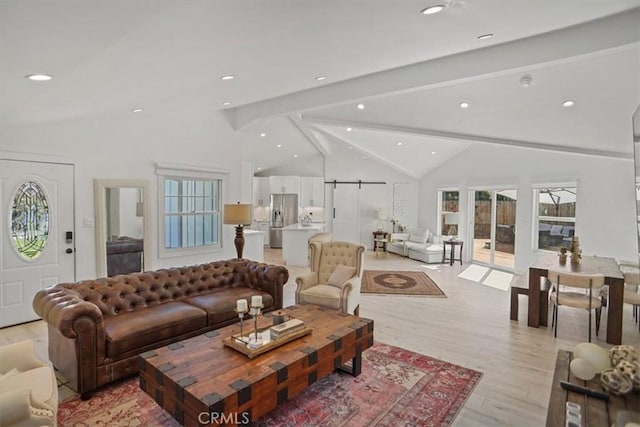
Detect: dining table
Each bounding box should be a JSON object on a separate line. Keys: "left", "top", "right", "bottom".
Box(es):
{"left": 527, "top": 252, "right": 625, "bottom": 345}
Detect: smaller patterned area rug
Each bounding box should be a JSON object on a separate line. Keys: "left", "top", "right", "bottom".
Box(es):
{"left": 57, "top": 343, "right": 480, "bottom": 426}
{"left": 362, "top": 270, "right": 446, "bottom": 297}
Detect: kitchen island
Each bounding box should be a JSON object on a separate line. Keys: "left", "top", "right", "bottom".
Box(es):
{"left": 282, "top": 223, "right": 326, "bottom": 266}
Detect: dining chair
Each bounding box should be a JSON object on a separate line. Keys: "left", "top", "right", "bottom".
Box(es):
{"left": 548, "top": 271, "right": 606, "bottom": 342}
{"left": 623, "top": 270, "right": 640, "bottom": 330}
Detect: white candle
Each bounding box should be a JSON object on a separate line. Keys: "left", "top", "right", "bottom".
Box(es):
{"left": 251, "top": 295, "right": 262, "bottom": 307}
{"left": 236, "top": 299, "right": 247, "bottom": 312}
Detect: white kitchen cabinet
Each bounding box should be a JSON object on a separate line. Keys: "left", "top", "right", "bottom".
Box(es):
{"left": 300, "top": 177, "right": 325, "bottom": 207}
{"left": 254, "top": 220, "right": 270, "bottom": 246}
{"left": 253, "top": 177, "right": 270, "bottom": 207}
{"left": 269, "top": 176, "right": 299, "bottom": 195}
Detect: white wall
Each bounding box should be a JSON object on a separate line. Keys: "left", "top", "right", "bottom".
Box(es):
{"left": 419, "top": 143, "right": 637, "bottom": 271}
{"left": 1, "top": 108, "right": 245, "bottom": 280}
{"left": 324, "top": 141, "right": 418, "bottom": 249}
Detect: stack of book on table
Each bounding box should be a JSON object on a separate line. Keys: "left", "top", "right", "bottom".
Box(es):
{"left": 270, "top": 318, "right": 306, "bottom": 340}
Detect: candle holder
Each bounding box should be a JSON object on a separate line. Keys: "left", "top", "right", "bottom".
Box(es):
{"left": 234, "top": 307, "right": 249, "bottom": 344}
{"left": 248, "top": 304, "right": 264, "bottom": 348}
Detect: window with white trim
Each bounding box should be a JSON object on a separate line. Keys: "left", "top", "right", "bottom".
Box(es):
{"left": 157, "top": 164, "right": 228, "bottom": 258}
{"left": 534, "top": 186, "right": 577, "bottom": 251}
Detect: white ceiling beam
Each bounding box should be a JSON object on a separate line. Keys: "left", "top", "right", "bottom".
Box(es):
{"left": 302, "top": 116, "right": 633, "bottom": 160}
{"left": 287, "top": 114, "right": 331, "bottom": 156}
{"left": 231, "top": 8, "right": 640, "bottom": 130}
{"left": 308, "top": 126, "right": 423, "bottom": 180}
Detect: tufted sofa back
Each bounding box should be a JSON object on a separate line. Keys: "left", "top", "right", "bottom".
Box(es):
{"left": 58, "top": 260, "right": 269, "bottom": 317}
{"left": 314, "top": 241, "right": 365, "bottom": 284}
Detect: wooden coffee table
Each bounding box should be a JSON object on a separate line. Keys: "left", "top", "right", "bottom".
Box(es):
{"left": 138, "top": 304, "right": 374, "bottom": 426}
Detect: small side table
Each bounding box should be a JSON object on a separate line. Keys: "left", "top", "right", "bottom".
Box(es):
{"left": 372, "top": 231, "right": 389, "bottom": 256}
{"left": 443, "top": 239, "right": 463, "bottom": 265}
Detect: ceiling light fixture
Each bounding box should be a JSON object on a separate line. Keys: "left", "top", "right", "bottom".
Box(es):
{"left": 431, "top": 151, "right": 436, "bottom": 155}
{"left": 293, "top": 154, "right": 298, "bottom": 158}
{"left": 276, "top": 144, "right": 282, "bottom": 148}
{"left": 519, "top": 75, "right": 533, "bottom": 88}
{"left": 222, "top": 101, "right": 231, "bottom": 106}
{"left": 421, "top": 5, "right": 445, "bottom": 15}
{"left": 459, "top": 102, "right": 469, "bottom": 109}
{"left": 477, "top": 33, "right": 494, "bottom": 40}
{"left": 357, "top": 103, "right": 365, "bottom": 110}
{"left": 25, "top": 74, "right": 53, "bottom": 81}
{"left": 362, "top": 156, "right": 368, "bottom": 159}
{"left": 397, "top": 142, "right": 403, "bottom": 146}
{"left": 348, "top": 146, "right": 353, "bottom": 150}
{"left": 220, "top": 75, "right": 235, "bottom": 80}
{"left": 562, "top": 100, "right": 575, "bottom": 107}
{"left": 260, "top": 133, "right": 266, "bottom": 137}
{"left": 315, "top": 76, "right": 326, "bottom": 81}
{"left": 131, "top": 108, "right": 143, "bottom": 113}
{"left": 346, "top": 127, "right": 352, "bottom": 132}
{"left": 256, "top": 167, "right": 262, "bottom": 170}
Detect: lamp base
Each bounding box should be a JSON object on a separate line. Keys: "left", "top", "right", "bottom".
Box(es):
{"left": 234, "top": 225, "right": 245, "bottom": 259}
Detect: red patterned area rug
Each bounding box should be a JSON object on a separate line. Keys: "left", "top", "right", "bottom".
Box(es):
{"left": 58, "top": 343, "right": 481, "bottom": 426}
{"left": 362, "top": 270, "right": 446, "bottom": 297}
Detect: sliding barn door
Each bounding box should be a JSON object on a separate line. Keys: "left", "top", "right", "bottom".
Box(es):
{"left": 331, "top": 185, "right": 360, "bottom": 243}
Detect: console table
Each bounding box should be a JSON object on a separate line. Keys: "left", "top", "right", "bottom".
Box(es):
{"left": 546, "top": 350, "right": 639, "bottom": 426}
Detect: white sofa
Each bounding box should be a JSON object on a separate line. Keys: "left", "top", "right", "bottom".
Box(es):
{"left": 388, "top": 229, "right": 445, "bottom": 263}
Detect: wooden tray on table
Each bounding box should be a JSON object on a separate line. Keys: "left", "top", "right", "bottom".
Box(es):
{"left": 222, "top": 324, "right": 313, "bottom": 358}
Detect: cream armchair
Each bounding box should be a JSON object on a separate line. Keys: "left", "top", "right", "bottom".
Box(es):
{"left": 295, "top": 241, "right": 366, "bottom": 315}
{"left": 0, "top": 340, "right": 58, "bottom": 426}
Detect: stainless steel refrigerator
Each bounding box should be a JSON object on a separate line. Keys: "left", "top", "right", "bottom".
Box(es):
{"left": 269, "top": 194, "right": 298, "bottom": 248}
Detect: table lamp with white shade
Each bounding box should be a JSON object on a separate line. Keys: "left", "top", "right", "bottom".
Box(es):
{"left": 223, "top": 202, "right": 252, "bottom": 258}
{"left": 445, "top": 213, "right": 459, "bottom": 240}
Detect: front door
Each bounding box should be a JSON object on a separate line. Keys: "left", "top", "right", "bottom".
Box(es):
{"left": 0, "top": 159, "right": 75, "bottom": 327}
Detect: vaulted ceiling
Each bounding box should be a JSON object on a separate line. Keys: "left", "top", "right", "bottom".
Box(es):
{"left": 2, "top": 1, "right": 639, "bottom": 178}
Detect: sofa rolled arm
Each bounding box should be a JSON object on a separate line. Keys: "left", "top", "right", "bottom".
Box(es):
{"left": 33, "top": 285, "right": 104, "bottom": 339}
{"left": 233, "top": 261, "right": 289, "bottom": 310}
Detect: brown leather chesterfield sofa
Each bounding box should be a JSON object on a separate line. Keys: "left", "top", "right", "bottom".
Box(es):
{"left": 33, "top": 259, "right": 288, "bottom": 399}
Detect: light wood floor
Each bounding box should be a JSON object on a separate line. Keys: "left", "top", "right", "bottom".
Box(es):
{"left": 2, "top": 249, "right": 639, "bottom": 426}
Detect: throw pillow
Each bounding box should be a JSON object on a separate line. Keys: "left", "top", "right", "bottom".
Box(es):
{"left": 408, "top": 229, "right": 429, "bottom": 244}
{"left": 327, "top": 264, "right": 356, "bottom": 289}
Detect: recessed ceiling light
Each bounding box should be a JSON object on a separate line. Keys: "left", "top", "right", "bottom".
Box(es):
{"left": 459, "top": 102, "right": 469, "bottom": 109}
{"left": 276, "top": 144, "right": 282, "bottom": 148}
{"left": 348, "top": 146, "right": 353, "bottom": 150}
{"left": 131, "top": 108, "right": 143, "bottom": 113}
{"left": 421, "top": 5, "right": 445, "bottom": 15}
{"left": 519, "top": 75, "right": 533, "bottom": 88}
{"left": 293, "top": 154, "right": 298, "bottom": 158}
{"left": 356, "top": 103, "right": 365, "bottom": 110}
{"left": 315, "top": 76, "right": 326, "bottom": 81}
{"left": 25, "top": 74, "right": 53, "bottom": 81}
{"left": 477, "top": 33, "right": 494, "bottom": 40}
{"left": 346, "top": 127, "right": 353, "bottom": 132}
{"left": 397, "top": 142, "right": 403, "bottom": 146}
{"left": 562, "top": 100, "right": 575, "bottom": 107}
{"left": 260, "top": 133, "right": 266, "bottom": 137}
{"left": 362, "top": 156, "right": 368, "bottom": 159}
{"left": 222, "top": 101, "right": 231, "bottom": 106}
{"left": 256, "top": 167, "right": 262, "bottom": 170}
{"left": 220, "top": 75, "right": 235, "bottom": 80}
{"left": 431, "top": 151, "right": 436, "bottom": 155}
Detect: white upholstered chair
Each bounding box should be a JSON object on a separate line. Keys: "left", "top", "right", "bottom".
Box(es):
{"left": 623, "top": 270, "right": 640, "bottom": 331}
{"left": 295, "top": 240, "right": 366, "bottom": 315}
{"left": 0, "top": 340, "right": 58, "bottom": 426}
{"left": 548, "top": 271, "right": 605, "bottom": 342}
{"left": 307, "top": 232, "right": 333, "bottom": 271}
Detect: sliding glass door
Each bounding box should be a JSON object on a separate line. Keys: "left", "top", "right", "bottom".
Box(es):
{"left": 471, "top": 189, "right": 516, "bottom": 270}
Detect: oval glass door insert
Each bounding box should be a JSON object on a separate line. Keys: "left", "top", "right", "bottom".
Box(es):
{"left": 10, "top": 181, "right": 50, "bottom": 260}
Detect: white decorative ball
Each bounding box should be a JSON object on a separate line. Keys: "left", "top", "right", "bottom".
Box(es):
{"left": 573, "top": 342, "right": 611, "bottom": 373}
{"left": 570, "top": 358, "right": 596, "bottom": 381}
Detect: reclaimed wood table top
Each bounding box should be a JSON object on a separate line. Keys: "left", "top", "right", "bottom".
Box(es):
{"left": 530, "top": 253, "right": 623, "bottom": 279}
{"left": 546, "top": 350, "right": 639, "bottom": 427}
{"left": 138, "top": 304, "right": 374, "bottom": 426}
